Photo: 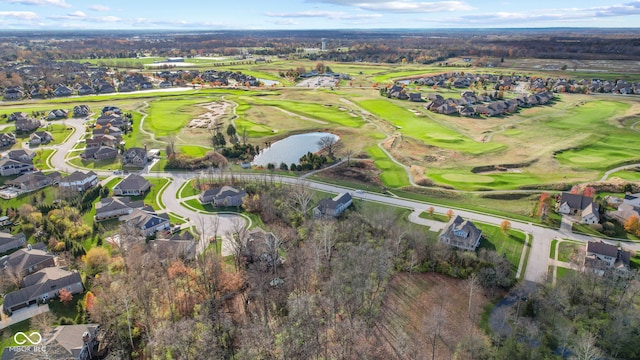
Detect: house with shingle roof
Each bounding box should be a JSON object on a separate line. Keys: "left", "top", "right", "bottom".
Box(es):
{"left": 313, "top": 192, "right": 353, "bottom": 218}
{"left": 8, "top": 112, "right": 29, "bottom": 122}
{"left": 7, "top": 171, "right": 61, "bottom": 193}
{"left": 558, "top": 192, "right": 600, "bottom": 224}
{"left": 438, "top": 215, "right": 483, "bottom": 251}
{"left": 199, "top": 185, "right": 247, "bottom": 207}
{"left": 59, "top": 170, "right": 98, "bottom": 192}
{"left": 113, "top": 174, "right": 151, "bottom": 196}
{"left": 1, "top": 247, "right": 56, "bottom": 278}
{"left": 584, "top": 240, "right": 630, "bottom": 276}
{"left": 0, "top": 133, "right": 16, "bottom": 148}
{"left": 72, "top": 104, "right": 91, "bottom": 117}
{"left": 2, "top": 267, "right": 83, "bottom": 315}
{"left": 95, "top": 196, "right": 144, "bottom": 221}
{"left": 120, "top": 208, "right": 170, "bottom": 237}
{"left": 29, "top": 131, "right": 53, "bottom": 145}
{"left": 53, "top": 85, "right": 73, "bottom": 97}
{"left": 122, "top": 147, "right": 148, "bottom": 168}
{"left": 0, "top": 232, "right": 26, "bottom": 254}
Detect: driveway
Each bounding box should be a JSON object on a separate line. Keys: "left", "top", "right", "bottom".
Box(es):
{"left": 0, "top": 304, "right": 50, "bottom": 330}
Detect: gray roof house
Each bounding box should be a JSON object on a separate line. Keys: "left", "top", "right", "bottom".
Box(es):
{"left": 7, "top": 171, "right": 61, "bottom": 193}
{"left": 72, "top": 104, "right": 91, "bottom": 117}
{"left": 53, "top": 85, "right": 73, "bottom": 97}
{"left": 199, "top": 186, "right": 247, "bottom": 207}
{"left": 558, "top": 192, "right": 600, "bottom": 224}
{"left": 1, "top": 247, "right": 56, "bottom": 278}
{"left": 46, "top": 109, "right": 69, "bottom": 120}
{"left": 438, "top": 215, "right": 483, "bottom": 251}
{"left": 95, "top": 197, "right": 144, "bottom": 221}
{"left": 121, "top": 209, "right": 170, "bottom": 237}
{"left": 81, "top": 145, "right": 118, "bottom": 161}
{"left": 15, "top": 117, "right": 41, "bottom": 133}
{"left": 585, "top": 241, "right": 630, "bottom": 276}
{"left": 8, "top": 112, "right": 29, "bottom": 122}
{"left": 3, "top": 324, "right": 101, "bottom": 360}
{"left": 29, "top": 131, "right": 53, "bottom": 145}
{"left": 2, "top": 267, "right": 83, "bottom": 315}
{"left": 6, "top": 149, "right": 35, "bottom": 162}
{"left": 122, "top": 147, "right": 148, "bottom": 168}
{"left": 313, "top": 192, "right": 353, "bottom": 218}
{"left": 58, "top": 171, "right": 98, "bottom": 192}
{"left": 113, "top": 174, "right": 151, "bottom": 196}
{"left": 0, "top": 158, "right": 34, "bottom": 177}
{"left": 0, "top": 133, "right": 16, "bottom": 148}
{"left": 151, "top": 231, "right": 196, "bottom": 259}
{"left": 0, "top": 232, "right": 26, "bottom": 254}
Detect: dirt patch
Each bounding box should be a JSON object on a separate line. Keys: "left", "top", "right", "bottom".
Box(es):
{"left": 319, "top": 160, "right": 382, "bottom": 187}
{"left": 410, "top": 165, "right": 434, "bottom": 186}
{"left": 375, "top": 273, "right": 491, "bottom": 360}
{"left": 188, "top": 101, "right": 231, "bottom": 129}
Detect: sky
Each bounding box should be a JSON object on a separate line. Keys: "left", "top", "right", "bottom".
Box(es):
{"left": 0, "top": 0, "right": 639, "bottom": 30}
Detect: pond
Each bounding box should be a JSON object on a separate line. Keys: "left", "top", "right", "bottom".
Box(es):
{"left": 252, "top": 132, "right": 339, "bottom": 167}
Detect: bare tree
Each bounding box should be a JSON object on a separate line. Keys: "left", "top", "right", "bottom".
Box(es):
{"left": 572, "top": 332, "right": 603, "bottom": 360}
{"left": 286, "top": 181, "right": 315, "bottom": 217}
{"left": 318, "top": 135, "right": 340, "bottom": 159}
{"left": 30, "top": 311, "right": 57, "bottom": 335}
{"left": 226, "top": 217, "right": 248, "bottom": 271}
{"left": 344, "top": 148, "right": 355, "bottom": 166}
{"left": 467, "top": 272, "right": 479, "bottom": 320}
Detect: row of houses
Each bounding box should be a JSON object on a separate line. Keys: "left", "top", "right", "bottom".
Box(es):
{"left": 423, "top": 90, "right": 555, "bottom": 117}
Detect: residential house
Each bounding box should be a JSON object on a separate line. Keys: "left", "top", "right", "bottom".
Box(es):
{"left": 15, "top": 117, "right": 41, "bottom": 134}
{"left": 46, "top": 109, "right": 69, "bottom": 120}
{"left": 96, "top": 114, "right": 125, "bottom": 128}
{"left": 313, "top": 192, "right": 353, "bottom": 218}
{"left": 610, "top": 193, "right": 640, "bottom": 223}
{"left": 8, "top": 112, "right": 29, "bottom": 122}
{"left": 1, "top": 247, "right": 56, "bottom": 278}
{"left": 98, "top": 83, "right": 115, "bottom": 94}
{"left": 120, "top": 208, "right": 170, "bottom": 237}
{"left": 77, "top": 84, "right": 95, "bottom": 95}
{"left": 557, "top": 192, "right": 600, "bottom": 224}
{"left": 0, "top": 133, "right": 16, "bottom": 148}
{"left": 4, "top": 324, "right": 102, "bottom": 360}
{"left": 85, "top": 134, "right": 117, "bottom": 149}
{"left": 53, "top": 85, "right": 73, "bottom": 97}
{"left": 0, "top": 159, "right": 34, "bottom": 176}
{"left": 0, "top": 232, "right": 26, "bottom": 254}
{"left": 81, "top": 145, "right": 118, "bottom": 161}
{"left": 151, "top": 231, "right": 196, "bottom": 259}
{"left": 7, "top": 171, "right": 60, "bottom": 193}
{"left": 92, "top": 126, "right": 122, "bottom": 139}
{"left": 29, "top": 131, "right": 53, "bottom": 145}
{"left": 409, "top": 93, "right": 422, "bottom": 102}
{"left": 73, "top": 104, "right": 91, "bottom": 117}
{"left": 388, "top": 85, "right": 408, "bottom": 100}
{"left": 59, "top": 170, "right": 98, "bottom": 192}
{"left": 113, "top": 174, "right": 151, "bottom": 196}
{"left": 438, "top": 215, "right": 483, "bottom": 251}
{"left": 584, "top": 240, "right": 630, "bottom": 276}
{"left": 94, "top": 197, "right": 144, "bottom": 221}
{"left": 101, "top": 106, "right": 122, "bottom": 115}
{"left": 6, "top": 149, "right": 35, "bottom": 162}
{"left": 3, "top": 87, "right": 23, "bottom": 101}
{"left": 122, "top": 147, "right": 148, "bottom": 168}
{"left": 2, "top": 267, "right": 83, "bottom": 315}
{"left": 199, "top": 186, "right": 247, "bottom": 207}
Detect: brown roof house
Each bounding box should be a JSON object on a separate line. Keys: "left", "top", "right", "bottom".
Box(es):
{"left": 15, "top": 116, "right": 41, "bottom": 134}
{"left": 113, "top": 174, "right": 151, "bottom": 196}
{"left": 313, "top": 192, "right": 353, "bottom": 218}
{"left": 0, "top": 232, "right": 26, "bottom": 254}
{"left": 3, "top": 324, "right": 101, "bottom": 359}
{"left": 2, "top": 267, "right": 83, "bottom": 315}
{"left": 557, "top": 192, "right": 600, "bottom": 224}
{"left": 584, "top": 240, "right": 630, "bottom": 276}
{"left": 151, "top": 231, "right": 196, "bottom": 260}
{"left": 1, "top": 246, "right": 56, "bottom": 278}
{"left": 122, "top": 147, "right": 148, "bottom": 168}
{"left": 438, "top": 215, "right": 483, "bottom": 251}
{"left": 199, "top": 186, "right": 247, "bottom": 207}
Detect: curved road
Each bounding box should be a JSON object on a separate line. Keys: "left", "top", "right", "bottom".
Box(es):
{"left": 43, "top": 117, "right": 640, "bottom": 283}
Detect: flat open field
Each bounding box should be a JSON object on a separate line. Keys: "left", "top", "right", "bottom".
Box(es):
{"left": 3, "top": 60, "right": 640, "bottom": 194}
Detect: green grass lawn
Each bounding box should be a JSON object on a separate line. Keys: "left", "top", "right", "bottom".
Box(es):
{"left": 358, "top": 98, "right": 505, "bottom": 155}
{"left": 607, "top": 169, "right": 640, "bottom": 181}
{"left": 477, "top": 224, "right": 527, "bottom": 271}
{"left": 557, "top": 241, "right": 583, "bottom": 263}
{"left": 419, "top": 211, "right": 450, "bottom": 223}
{"left": 33, "top": 149, "right": 55, "bottom": 171}
{"left": 145, "top": 97, "right": 213, "bottom": 136}
{"left": 556, "top": 266, "right": 577, "bottom": 280}
{"left": 550, "top": 239, "right": 558, "bottom": 259}
{"left": 366, "top": 145, "right": 410, "bottom": 188}
{"left": 179, "top": 145, "right": 211, "bottom": 157}
{"left": 0, "top": 319, "right": 35, "bottom": 352}
{"left": 68, "top": 157, "right": 121, "bottom": 171}
{"left": 48, "top": 294, "right": 86, "bottom": 324}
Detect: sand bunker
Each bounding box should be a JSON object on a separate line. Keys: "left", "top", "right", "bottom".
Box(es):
{"left": 188, "top": 102, "right": 231, "bottom": 128}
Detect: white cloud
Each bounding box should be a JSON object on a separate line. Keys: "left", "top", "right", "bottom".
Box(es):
{"left": 4, "top": 0, "right": 71, "bottom": 8}
{"left": 266, "top": 10, "right": 382, "bottom": 20}
{"left": 89, "top": 4, "right": 110, "bottom": 12}
{"left": 47, "top": 10, "right": 86, "bottom": 19}
{"left": 96, "top": 15, "right": 120, "bottom": 22}
{"left": 308, "top": 0, "right": 473, "bottom": 13}
{"left": 0, "top": 11, "right": 38, "bottom": 19}
{"left": 271, "top": 19, "right": 300, "bottom": 26}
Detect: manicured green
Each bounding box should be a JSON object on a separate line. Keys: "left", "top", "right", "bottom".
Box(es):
{"left": 33, "top": 149, "right": 55, "bottom": 171}
{"left": 145, "top": 97, "right": 213, "bottom": 136}
{"left": 556, "top": 266, "right": 577, "bottom": 280}
{"left": 366, "top": 145, "right": 410, "bottom": 188}
{"left": 606, "top": 169, "right": 640, "bottom": 181}
{"left": 179, "top": 145, "right": 211, "bottom": 157}
{"left": 419, "top": 211, "right": 450, "bottom": 223}
{"left": 358, "top": 99, "right": 505, "bottom": 154}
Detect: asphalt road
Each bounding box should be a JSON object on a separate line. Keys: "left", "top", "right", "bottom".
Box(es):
{"left": 42, "top": 121, "right": 640, "bottom": 284}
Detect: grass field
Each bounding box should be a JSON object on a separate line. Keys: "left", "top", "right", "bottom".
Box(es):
{"left": 476, "top": 223, "right": 527, "bottom": 271}
{"left": 557, "top": 241, "right": 583, "bottom": 263}
{"left": 366, "top": 146, "right": 410, "bottom": 188}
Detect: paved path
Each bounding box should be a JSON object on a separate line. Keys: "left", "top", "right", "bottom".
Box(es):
{"left": 600, "top": 163, "right": 640, "bottom": 181}
{"left": 0, "top": 304, "right": 50, "bottom": 330}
